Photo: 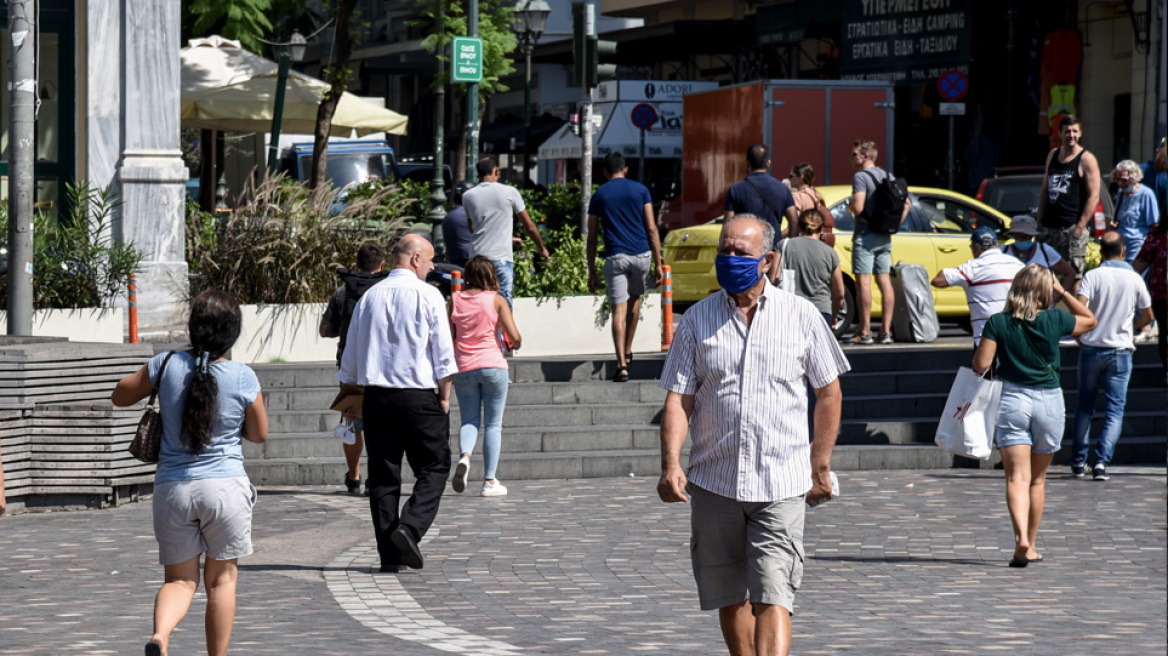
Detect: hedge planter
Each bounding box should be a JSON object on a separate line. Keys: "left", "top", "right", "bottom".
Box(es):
{"left": 0, "top": 308, "right": 124, "bottom": 343}
{"left": 234, "top": 295, "right": 664, "bottom": 364}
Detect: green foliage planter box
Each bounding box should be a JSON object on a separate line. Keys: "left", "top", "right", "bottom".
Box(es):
{"left": 232, "top": 296, "right": 664, "bottom": 363}
{"left": 0, "top": 308, "right": 124, "bottom": 343}
{"left": 235, "top": 303, "right": 335, "bottom": 364}
{"left": 513, "top": 295, "right": 662, "bottom": 358}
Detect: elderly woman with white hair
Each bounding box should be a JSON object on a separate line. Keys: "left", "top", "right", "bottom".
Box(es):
{"left": 1110, "top": 159, "right": 1160, "bottom": 262}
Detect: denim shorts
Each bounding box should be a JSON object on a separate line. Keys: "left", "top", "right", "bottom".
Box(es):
{"left": 852, "top": 232, "right": 892, "bottom": 274}
{"left": 994, "top": 381, "right": 1066, "bottom": 454}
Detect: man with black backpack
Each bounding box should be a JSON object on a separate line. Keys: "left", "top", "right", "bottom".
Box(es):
{"left": 847, "top": 139, "right": 909, "bottom": 345}
{"left": 320, "top": 241, "right": 388, "bottom": 495}
{"left": 724, "top": 143, "right": 799, "bottom": 238}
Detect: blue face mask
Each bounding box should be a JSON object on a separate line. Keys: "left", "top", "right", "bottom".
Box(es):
{"left": 1013, "top": 239, "right": 1034, "bottom": 252}
{"left": 715, "top": 253, "right": 766, "bottom": 294}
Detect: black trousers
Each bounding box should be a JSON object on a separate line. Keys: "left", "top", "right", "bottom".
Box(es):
{"left": 363, "top": 386, "right": 451, "bottom": 568}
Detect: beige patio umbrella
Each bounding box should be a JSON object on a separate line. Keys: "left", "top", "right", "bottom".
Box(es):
{"left": 180, "top": 73, "right": 408, "bottom": 136}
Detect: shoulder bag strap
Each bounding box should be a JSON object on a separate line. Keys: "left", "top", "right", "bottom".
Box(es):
{"left": 742, "top": 175, "right": 784, "bottom": 223}
{"left": 147, "top": 351, "right": 176, "bottom": 409}
{"left": 1012, "top": 319, "right": 1059, "bottom": 385}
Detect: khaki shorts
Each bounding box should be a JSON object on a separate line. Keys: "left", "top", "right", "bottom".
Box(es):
{"left": 688, "top": 483, "right": 806, "bottom": 613}
{"left": 153, "top": 477, "right": 257, "bottom": 565}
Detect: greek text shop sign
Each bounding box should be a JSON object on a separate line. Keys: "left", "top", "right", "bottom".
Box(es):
{"left": 840, "top": 0, "right": 971, "bottom": 83}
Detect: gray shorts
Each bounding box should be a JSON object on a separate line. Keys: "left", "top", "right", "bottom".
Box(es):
{"left": 688, "top": 483, "right": 806, "bottom": 613}
{"left": 603, "top": 252, "right": 651, "bottom": 304}
{"left": 153, "top": 476, "right": 257, "bottom": 565}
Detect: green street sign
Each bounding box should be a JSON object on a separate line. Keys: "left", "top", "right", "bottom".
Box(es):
{"left": 452, "top": 37, "right": 483, "bottom": 83}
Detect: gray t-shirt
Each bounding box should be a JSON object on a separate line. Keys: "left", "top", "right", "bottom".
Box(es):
{"left": 779, "top": 237, "right": 840, "bottom": 315}
{"left": 851, "top": 166, "right": 888, "bottom": 235}
{"left": 463, "top": 181, "right": 526, "bottom": 262}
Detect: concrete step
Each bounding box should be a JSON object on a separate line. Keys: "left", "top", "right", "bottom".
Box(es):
{"left": 245, "top": 425, "right": 668, "bottom": 460}
{"left": 841, "top": 411, "right": 1166, "bottom": 446}
{"left": 264, "top": 380, "right": 668, "bottom": 411}
{"left": 242, "top": 435, "right": 1167, "bottom": 487}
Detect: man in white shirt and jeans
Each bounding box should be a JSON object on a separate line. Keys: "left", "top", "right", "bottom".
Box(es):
{"left": 657, "top": 215, "right": 850, "bottom": 656}
{"left": 339, "top": 234, "right": 458, "bottom": 572}
{"left": 1070, "top": 231, "right": 1154, "bottom": 481}
{"left": 932, "top": 226, "right": 1025, "bottom": 348}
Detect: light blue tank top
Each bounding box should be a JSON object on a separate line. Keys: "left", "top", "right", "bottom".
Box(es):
{"left": 147, "top": 351, "right": 261, "bottom": 484}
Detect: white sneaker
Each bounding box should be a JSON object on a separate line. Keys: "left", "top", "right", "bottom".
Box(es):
{"left": 452, "top": 456, "right": 470, "bottom": 493}
{"left": 333, "top": 422, "right": 357, "bottom": 445}
{"left": 481, "top": 480, "right": 508, "bottom": 497}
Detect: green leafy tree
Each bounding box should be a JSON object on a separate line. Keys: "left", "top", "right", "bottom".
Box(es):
{"left": 184, "top": 0, "right": 275, "bottom": 53}
{"left": 412, "top": 0, "right": 518, "bottom": 180}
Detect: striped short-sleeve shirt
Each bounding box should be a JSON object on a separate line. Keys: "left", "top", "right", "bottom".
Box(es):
{"left": 660, "top": 282, "right": 851, "bottom": 502}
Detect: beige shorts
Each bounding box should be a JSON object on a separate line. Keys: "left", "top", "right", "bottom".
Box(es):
{"left": 688, "top": 483, "right": 806, "bottom": 613}
{"left": 153, "top": 477, "right": 257, "bottom": 565}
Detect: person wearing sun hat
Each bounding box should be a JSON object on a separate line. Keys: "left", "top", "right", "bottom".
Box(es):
{"left": 1001, "top": 214, "right": 1077, "bottom": 287}
{"left": 932, "top": 226, "right": 1026, "bottom": 346}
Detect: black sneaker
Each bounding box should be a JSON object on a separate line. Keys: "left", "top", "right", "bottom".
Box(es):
{"left": 344, "top": 473, "right": 362, "bottom": 495}
{"left": 1071, "top": 463, "right": 1086, "bottom": 478}
{"left": 1092, "top": 464, "right": 1110, "bottom": 481}
{"left": 391, "top": 526, "right": 424, "bottom": 569}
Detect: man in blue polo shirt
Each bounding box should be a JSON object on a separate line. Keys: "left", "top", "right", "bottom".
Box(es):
{"left": 587, "top": 152, "right": 663, "bottom": 382}
{"left": 725, "top": 143, "right": 799, "bottom": 238}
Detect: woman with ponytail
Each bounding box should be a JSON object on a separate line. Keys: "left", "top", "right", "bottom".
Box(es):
{"left": 112, "top": 290, "right": 268, "bottom": 656}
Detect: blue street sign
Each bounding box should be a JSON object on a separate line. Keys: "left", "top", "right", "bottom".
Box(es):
{"left": 630, "top": 103, "right": 658, "bottom": 130}
{"left": 937, "top": 70, "right": 968, "bottom": 102}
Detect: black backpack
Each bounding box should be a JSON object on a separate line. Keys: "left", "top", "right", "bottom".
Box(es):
{"left": 335, "top": 268, "right": 389, "bottom": 365}
{"left": 862, "top": 169, "right": 909, "bottom": 234}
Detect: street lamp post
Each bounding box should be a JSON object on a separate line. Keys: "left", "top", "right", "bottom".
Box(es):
{"left": 428, "top": 0, "right": 448, "bottom": 258}
{"left": 267, "top": 30, "right": 308, "bottom": 175}
{"left": 512, "top": 0, "right": 550, "bottom": 187}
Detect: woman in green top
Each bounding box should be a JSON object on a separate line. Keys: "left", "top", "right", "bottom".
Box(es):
{"left": 973, "top": 264, "right": 1096, "bottom": 568}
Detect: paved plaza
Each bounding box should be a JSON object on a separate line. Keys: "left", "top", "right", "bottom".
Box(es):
{"left": 0, "top": 467, "right": 1164, "bottom": 655}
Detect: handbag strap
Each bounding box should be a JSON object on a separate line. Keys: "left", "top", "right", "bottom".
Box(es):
{"left": 742, "top": 175, "right": 785, "bottom": 225}
{"left": 147, "top": 351, "right": 176, "bottom": 409}
{"left": 1012, "top": 319, "right": 1059, "bottom": 385}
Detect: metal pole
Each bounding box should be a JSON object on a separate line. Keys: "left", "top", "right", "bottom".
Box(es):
{"left": 267, "top": 52, "right": 292, "bottom": 175}
{"left": 639, "top": 128, "right": 646, "bottom": 182}
{"left": 6, "top": 0, "right": 35, "bottom": 336}
{"left": 1158, "top": 0, "right": 1166, "bottom": 143}
{"left": 580, "top": 3, "right": 594, "bottom": 236}
{"left": 128, "top": 273, "right": 139, "bottom": 344}
{"left": 428, "top": 0, "right": 448, "bottom": 257}
{"left": 947, "top": 115, "right": 955, "bottom": 190}
{"left": 523, "top": 47, "right": 533, "bottom": 186}
{"left": 466, "top": 0, "right": 479, "bottom": 183}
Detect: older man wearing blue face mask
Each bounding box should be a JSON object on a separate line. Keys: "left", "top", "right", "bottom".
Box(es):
{"left": 656, "top": 214, "right": 850, "bottom": 656}
{"left": 1000, "top": 214, "right": 1077, "bottom": 288}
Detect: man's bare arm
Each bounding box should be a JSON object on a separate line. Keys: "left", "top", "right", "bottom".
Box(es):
{"left": 1078, "top": 151, "right": 1101, "bottom": 236}
{"left": 517, "top": 210, "right": 549, "bottom": 259}
{"left": 807, "top": 379, "right": 842, "bottom": 504}
{"left": 1036, "top": 149, "right": 1056, "bottom": 224}
{"left": 657, "top": 391, "right": 694, "bottom": 503}
{"left": 643, "top": 203, "right": 664, "bottom": 284}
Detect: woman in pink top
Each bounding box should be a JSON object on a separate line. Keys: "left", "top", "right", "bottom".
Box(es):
{"left": 448, "top": 256, "right": 523, "bottom": 497}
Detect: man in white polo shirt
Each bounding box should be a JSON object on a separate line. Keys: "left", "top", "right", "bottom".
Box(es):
{"left": 931, "top": 226, "right": 1025, "bottom": 347}
{"left": 1069, "top": 231, "right": 1153, "bottom": 481}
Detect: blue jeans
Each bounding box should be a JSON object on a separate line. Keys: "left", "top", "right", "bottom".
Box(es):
{"left": 489, "top": 260, "right": 514, "bottom": 306}
{"left": 453, "top": 367, "right": 510, "bottom": 480}
{"left": 1071, "top": 346, "right": 1133, "bottom": 466}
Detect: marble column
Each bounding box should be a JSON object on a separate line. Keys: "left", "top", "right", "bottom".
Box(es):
{"left": 114, "top": 0, "right": 188, "bottom": 329}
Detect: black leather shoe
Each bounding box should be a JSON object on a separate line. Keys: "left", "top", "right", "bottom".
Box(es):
{"left": 344, "top": 473, "right": 362, "bottom": 496}
{"left": 390, "top": 526, "right": 424, "bottom": 569}
{"left": 145, "top": 640, "right": 162, "bottom": 656}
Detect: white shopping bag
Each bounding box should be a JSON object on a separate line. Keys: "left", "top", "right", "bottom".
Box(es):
{"left": 935, "top": 367, "right": 1002, "bottom": 461}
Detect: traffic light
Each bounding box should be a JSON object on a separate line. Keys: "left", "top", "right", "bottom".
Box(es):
{"left": 572, "top": 11, "right": 585, "bottom": 84}
{"left": 587, "top": 36, "right": 617, "bottom": 87}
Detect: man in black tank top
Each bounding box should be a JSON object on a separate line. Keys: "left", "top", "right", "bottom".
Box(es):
{"left": 1036, "top": 115, "right": 1100, "bottom": 282}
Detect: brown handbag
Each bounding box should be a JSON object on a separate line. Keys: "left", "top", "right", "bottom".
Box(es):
{"left": 128, "top": 351, "right": 175, "bottom": 463}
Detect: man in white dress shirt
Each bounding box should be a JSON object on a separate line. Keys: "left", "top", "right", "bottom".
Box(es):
{"left": 657, "top": 215, "right": 850, "bottom": 656}
{"left": 339, "top": 234, "right": 458, "bottom": 572}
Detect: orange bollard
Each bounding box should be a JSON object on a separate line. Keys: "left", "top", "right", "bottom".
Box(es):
{"left": 661, "top": 265, "right": 673, "bottom": 351}
{"left": 128, "top": 273, "right": 139, "bottom": 344}
{"left": 451, "top": 269, "right": 462, "bottom": 293}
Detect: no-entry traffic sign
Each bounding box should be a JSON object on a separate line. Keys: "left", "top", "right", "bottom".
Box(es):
{"left": 937, "top": 70, "right": 968, "bottom": 102}
{"left": 630, "top": 103, "right": 658, "bottom": 130}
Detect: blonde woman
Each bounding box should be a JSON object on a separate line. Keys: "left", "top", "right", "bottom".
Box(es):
{"left": 972, "top": 264, "right": 1095, "bottom": 568}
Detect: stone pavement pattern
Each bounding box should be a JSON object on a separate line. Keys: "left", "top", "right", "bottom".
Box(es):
{"left": 0, "top": 468, "right": 1163, "bottom": 655}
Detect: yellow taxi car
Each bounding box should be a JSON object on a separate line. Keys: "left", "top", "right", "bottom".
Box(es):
{"left": 663, "top": 185, "right": 1098, "bottom": 337}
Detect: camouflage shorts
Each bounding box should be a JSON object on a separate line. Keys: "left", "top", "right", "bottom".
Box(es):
{"left": 1038, "top": 224, "right": 1089, "bottom": 278}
